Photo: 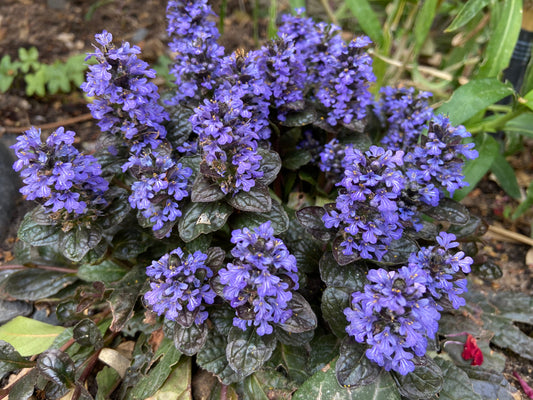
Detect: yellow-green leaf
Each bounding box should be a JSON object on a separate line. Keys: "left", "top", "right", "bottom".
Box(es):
{"left": 0, "top": 316, "right": 65, "bottom": 356}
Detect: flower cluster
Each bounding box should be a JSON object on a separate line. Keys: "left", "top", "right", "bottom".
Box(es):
{"left": 323, "top": 145, "right": 406, "bottom": 260}
{"left": 408, "top": 232, "right": 473, "bottom": 309}
{"left": 318, "top": 138, "right": 347, "bottom": 178}
{"left": 166, "top": 0, "right": 224, "bottom": 105}
{"left": 344, "top": 265, "right": 440, "bottom": 375}
{"left": 144, "top": 247, "right": 216, "bottom": 325}
{"left": 255, "top": 35, "right": 306, "bottom": 120}
{"left": 315, "top": 36, "right": 375, "bottom": 127}
{"left": 190, "top": 50, "right": 271, "bottom": 194}
{"left": 127, "top": 152, "right": 192, "bottom": 233}
{"left": 12, "top": 127, "right": 108, "bottom": 218}
{"left": 218, "top": 221, "right": 299, "bottom": 336}
{"left": 375, "top": 86, "right": 434, "bottom": 151}
{"left": 81, "top": 30, "right": 167, "bottom": 155}
{"left": 404, "top": 114, "right": 479, "bottom": 199}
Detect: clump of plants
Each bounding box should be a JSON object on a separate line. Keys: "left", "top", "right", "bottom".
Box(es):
{"left": 1, "top": 1, "right": 527, "bottom": 399}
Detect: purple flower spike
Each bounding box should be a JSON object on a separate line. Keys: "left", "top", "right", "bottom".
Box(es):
{"left": 219, "top": 221, "right": 299, "bottom": 336}
{"left": 145, "top": 248, "right": 216, "bottom": 325}
{"left": 344, "top": 265, "right": 440, "bottom": 375}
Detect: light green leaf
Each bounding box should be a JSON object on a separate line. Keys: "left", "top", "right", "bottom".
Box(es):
{"left": 345, "top": 0, "right": 384, "bottom": 46}
{"left": 292, "top": 359, "right": 400, "bottom": 400}
{"left": 437, "top": 78, "right": 514, "bottom": 125}
{"left": 148, "top": 356, "right": 192, "bottom": 400}
{"left": 477, "top": 0, "right": 522, "bottom": 78}
{"left": 490, "top": 153, "right": 521, "bottom": 199}
{"left": 77, "top": 260, "right": 129, "bottom": 284}
{"left": 446, "top": 0, "right": 490, "bottom": 32}
{"left": 454, "top": 133, "right": 499, "bottom": 200}
{"left": 413, "top": 0, "right": 438, "bottom": 55}
{"left": 504, "top": 112, "right": 533, "bottom": 139}
{"left": 25, "top": 67, "right": 47, "bottom": 97}
{"left": 126, "top": 338, "right": 182, "bottom": 400}
{"left": 96, "top": 366, "right": 121, "bottom": 400}
{"left": 0, "top": 316, "right": 65, "bottom": 356}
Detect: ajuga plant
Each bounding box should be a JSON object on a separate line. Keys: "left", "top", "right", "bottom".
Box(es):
{"left": 3, "top": 2, "right": 495, "bottom": 399}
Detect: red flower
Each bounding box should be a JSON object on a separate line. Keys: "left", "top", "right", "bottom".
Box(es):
{"left": 461, "top": 334, "right": 483, "bottom": 366}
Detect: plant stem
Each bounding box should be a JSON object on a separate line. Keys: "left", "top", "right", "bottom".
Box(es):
{"left": 468, "top": 108, "right": 527, "bottom": 134}
{"left": 0, "top": 264, "right": 77, "bottom": 274}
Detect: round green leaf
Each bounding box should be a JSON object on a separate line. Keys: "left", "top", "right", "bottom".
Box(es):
{"left": 172, "top": 322, "right": 208, "bottom": 356}
{"left": 178, "top": 201, "right": 232, "bottom": 242}
{"left": 280, "top": 293, "right": 317, "bottom": 334}
{"left": 336, "top": 336, "right": 380, "bottom": 388}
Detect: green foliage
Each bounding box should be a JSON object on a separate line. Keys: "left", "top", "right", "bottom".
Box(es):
{"left": 0, "top": 46, "right": 91, "bottom": 96}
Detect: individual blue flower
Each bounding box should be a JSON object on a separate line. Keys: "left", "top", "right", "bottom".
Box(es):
{"left": 82, "top": 31, "right": 168, "bottom": 156}
{"left": 344, "top": 265, "right": 440, "bottom": 375}
{"left": 12, "top": 127, "right": 108, "bottom": 218}
{"left": 218, "top": 221, "right": 299, "bottom": 336}
{"left": 145, "top": 247, "right": 216, "bottom": 325}
{"left": 408, "top": 232, "right": 473, "bottom": 310}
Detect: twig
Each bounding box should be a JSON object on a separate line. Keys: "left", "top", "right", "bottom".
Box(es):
{"left": 1, "top": 113, "right": 94, "bottom": 135}
{"left": 370, "top": 50, "right": 469, "bottom": 83}
{"left": 487, "top": 225, "right": 533, "bottom": 247}
{"left": 319, "top": 0, "right": 338, "bottom": 25}
{"left": 0, "top": 264, "right": 78, "bottom": 274}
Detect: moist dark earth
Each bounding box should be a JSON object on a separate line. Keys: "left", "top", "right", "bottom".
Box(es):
{"left": 0, "top": 0, "right": 532, "bottom": 397}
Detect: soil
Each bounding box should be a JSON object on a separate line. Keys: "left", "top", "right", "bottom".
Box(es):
{"left": 0, "top": 0, "right": 532, "bottom": 398}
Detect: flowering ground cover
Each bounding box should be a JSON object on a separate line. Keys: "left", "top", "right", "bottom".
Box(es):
{"left": 1, "top": 1, "right": 533, "bottom": 399}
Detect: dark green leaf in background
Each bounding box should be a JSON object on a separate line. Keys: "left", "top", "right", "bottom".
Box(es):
{"left": 77, "top": 259, "right": 129, "bottom": 284}
{"left": 461, "top": 366, "right": 519, "bottom": 400}
{"left": 226, "top": 182, "right": 272, "bottom": 212}
{"left": 292, "top": 359, "right": 400, "bottom": 400}
{"left": 279, "top": 292, "right": 317, "bottom": 334}
{"left": 197, "top": 331, "right": 240, "bottom": 384}
{"left": 433, "top": 357, "right": 482, "bottom": 400}
{"left": 278, "top": 107, "right": 317, "bottom": 127}
{"left": 36, "top": 349, "right": 76, "bottom": 388}
{"left": 257, "top": 147, "right": 282, "bottom": 186}
{"left": 60, "top": 224, "right": 103, "bottom": 262}
{"left": 0, "top": 269, "right": 77, "bottom": 301}
{"left": 295, "top": 206, "right": 334, "bottom": 242}
{"left": 336, "top": 336, "right": 380, "bottom": 389}
{"left": 269, "top": 343, "right": 310, "bottom": 384}
{"left": 391, "top": 355, "right": 443, "bottom": 399}
{"left": 319, "top": 253, "right": 366, "bottom": 293}
{"left": 171, "top": 322, "right": 209, "bottom": 356}
{"left": 178, "top": 201, "right": 232, "bottom": 242}
{"left": 18, "top": 212, "right": 61, "bottom": 247}
{"left": 231, "top": 199, "right": 289, "bottom": 235}
{"left": 108, "top": 266, "right": 146, "bottom": 332}
{"left": 191, "top": 175, "right": 226, "bottom": 203}
{"left": 73, "top": 319, "right": 104, "bottom": 350}
{"left": 226, "top": 327, "right": 277, "bottom": 378}
{"left": 413, "top": 0, "right": 438, "bottom": 56}
{"left": 423, "top": 197, "right": 470, "bottom": 225}
{"left": 321, "top": 287, "right": 352, "bottom": 338}
{"left": 0, "top": 340, "right": 34, "bottom": 377}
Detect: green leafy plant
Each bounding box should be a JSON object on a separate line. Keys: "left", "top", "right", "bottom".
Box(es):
{"left": 0, "top": 47, "right": 92, "bottom": 97}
